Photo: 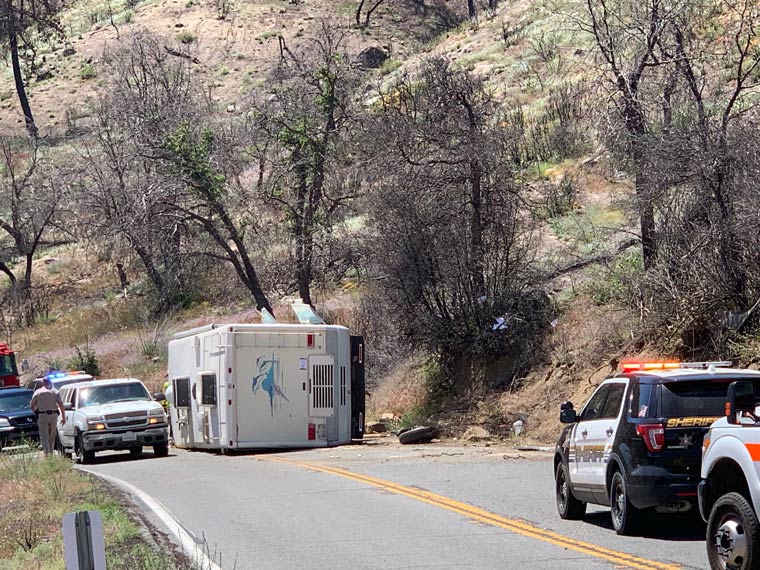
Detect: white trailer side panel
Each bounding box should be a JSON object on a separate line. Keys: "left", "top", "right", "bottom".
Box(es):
{"left": 234, "top": 330, "right": 326, "bottom": 447}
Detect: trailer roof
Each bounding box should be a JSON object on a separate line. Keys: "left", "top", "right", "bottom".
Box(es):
{"left": 172, "top": 322, "right": 348, "bottom": 340}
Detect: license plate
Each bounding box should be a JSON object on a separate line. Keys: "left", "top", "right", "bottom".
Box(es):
{"left": 123, "top": 432, "right": 137, "bottom": 442}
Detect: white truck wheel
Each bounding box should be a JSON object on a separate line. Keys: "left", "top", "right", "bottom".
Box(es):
{"left": 707, "top": 492, "right": 760, "bottom": 570}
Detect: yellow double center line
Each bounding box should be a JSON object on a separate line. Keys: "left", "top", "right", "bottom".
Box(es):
{"left": 262, "top": 456, "right": 680, "bottom": 570}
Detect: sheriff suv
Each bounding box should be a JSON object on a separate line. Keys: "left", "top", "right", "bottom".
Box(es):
{"left": 56, "top": 378, "right": 168, "bottom": 463}
{"left": 554, "top": 360, "right": 760, "bottom": 535}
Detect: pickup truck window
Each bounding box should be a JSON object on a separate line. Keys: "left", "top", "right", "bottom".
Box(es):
{"left": 78, "top": 383, "right": 151, "bottom": 407}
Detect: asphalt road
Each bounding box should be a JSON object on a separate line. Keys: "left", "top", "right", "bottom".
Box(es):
{"left": 80, "top": 440, "right": 708, "bottom": 570}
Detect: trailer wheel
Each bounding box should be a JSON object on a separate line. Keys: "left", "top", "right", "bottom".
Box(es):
{"left": 153, "top": 443, "right": 169, "bottom": 457}
{"left": 707, "top": 492, "right": 760, "bottom": 570}
{"left": 398, "top": 426, "right": 439, "bottom": 445}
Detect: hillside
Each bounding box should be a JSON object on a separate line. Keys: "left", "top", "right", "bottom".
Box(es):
{"left": 3, "top": 0, "right": 757, "bottom": 444}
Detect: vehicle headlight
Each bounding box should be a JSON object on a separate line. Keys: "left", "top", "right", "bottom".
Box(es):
{"left": 87, "top": 416, "right": 106, "bottom": 430}
{"left": 148, "top": 408, "right": 165, "bottom": 424}
{"left": 0, "top": 418, "right": 10, "bottom": 428}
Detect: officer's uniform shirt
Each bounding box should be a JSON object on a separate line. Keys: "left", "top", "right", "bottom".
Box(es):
{"left": 31, "top": 386, "right": 63, "bottom": 413}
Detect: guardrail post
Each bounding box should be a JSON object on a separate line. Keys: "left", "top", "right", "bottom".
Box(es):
{"left": 62, "top": 510, "right": 106, "bottom": 570}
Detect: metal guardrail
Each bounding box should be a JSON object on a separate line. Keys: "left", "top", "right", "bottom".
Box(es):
{"left": 62, "top": 511, "right": 106, "bottom": 570}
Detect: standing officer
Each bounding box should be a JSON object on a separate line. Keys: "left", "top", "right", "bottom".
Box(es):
{"left": 30, "top": 376, "right": 66, "bottom": 455}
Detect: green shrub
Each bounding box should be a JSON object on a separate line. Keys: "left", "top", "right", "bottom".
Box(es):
{"left": 584, "top": 250, "right": 642, "bottom": 306}
{"left": 68, "top": 341, "right": 101, "bottom": 376}
{"left": 176, "top": 30, "right": 196, "bottom": 44}
{"left": 80, "top": 63, "right": 97, "bottom": 80}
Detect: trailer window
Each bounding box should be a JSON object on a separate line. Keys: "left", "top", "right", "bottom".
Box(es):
{"left": 174, "top": 378, "right": 190, "bottom": 407}
{"left": 201, "top": 374, "right": 217, "bottom": 406}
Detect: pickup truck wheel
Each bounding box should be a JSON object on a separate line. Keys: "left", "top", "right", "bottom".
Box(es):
{"left": 153, "top": 443, "right": 169, "bottom": 457}
{"left": 54, "top": 433, "right": 65, "bottom": 456}
{"left": 556, "top": 461, "right": 586, "bottom": 520}
{"left": 707, "top": 492, "right": 760, "bottom": 570}
{"left": 610, "top": 470, "right": 641, "bottom": 535}
{"left": 129, "top": 446, "right": 143, "bottom": 457}
{"left": 75, "top": 432, "right": 95, "bottom": 465}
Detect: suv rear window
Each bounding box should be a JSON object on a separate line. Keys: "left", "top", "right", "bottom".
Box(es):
{"left": 661, "top": 380, "right": 732, "bottom": 417}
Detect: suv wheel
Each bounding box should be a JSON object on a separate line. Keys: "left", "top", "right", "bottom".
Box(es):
{"left": 75, "top": 431, "right": 95, "bottom": 465}
{"left": 610, "top": 470, "right": 640, "bottom": 535}
{"left": 555, "top": 461, "right": 586, "bottom": 520}
{"left": 129, "top": 446, "right": 143, "bottom": 457}
{"left": 707, "top": 492, "right": 760, "bottom": 570}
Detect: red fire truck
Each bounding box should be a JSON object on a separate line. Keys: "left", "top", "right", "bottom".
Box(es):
{"left": 0, "top": 343, "right": 19, "bottom": 387}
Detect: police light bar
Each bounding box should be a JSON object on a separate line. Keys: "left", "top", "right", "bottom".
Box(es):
{"left": 621, "top": 362, "right": 680, "bottom": 372}
{"left": 620, "top": 360, "right": 733, "bottom": 372}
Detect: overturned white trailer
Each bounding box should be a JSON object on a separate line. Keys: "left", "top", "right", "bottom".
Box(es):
{"left": 167, "top": 322, "right": 365, "bottom": 450}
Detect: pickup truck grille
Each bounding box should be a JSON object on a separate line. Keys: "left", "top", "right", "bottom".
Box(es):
{"left": 104, "top": 411, "right": 148, "bottom": 429}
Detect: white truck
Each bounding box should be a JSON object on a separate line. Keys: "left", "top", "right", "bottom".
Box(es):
{"left": 167, "top": 322, "right": 365, "bottom": 451}
{"left": 700, "top": 380, "right": 760, "bottom": 570}
{"left": 56, "top": 378, "right": 169, "bottom": 463}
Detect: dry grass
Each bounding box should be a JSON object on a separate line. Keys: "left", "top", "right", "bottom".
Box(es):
{"left": 0, "top": 452, "right": 175, "bottom": 570}
{"left": 367, "top": 355, "right": 428, "bottom": 420}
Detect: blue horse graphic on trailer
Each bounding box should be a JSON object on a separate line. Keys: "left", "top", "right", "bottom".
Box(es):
{"left": 252, "top": 354, "right": 289, "bottom": 416}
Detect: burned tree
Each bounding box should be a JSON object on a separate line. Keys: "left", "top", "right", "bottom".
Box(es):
{"left": 366, "top": 57, "right": 547, "bottom": 391}
{"left": 0, "top": 0, "right": 66, "bottom": 138}
{"left": 249, "top": 24, "right": 360, "bottom": 307}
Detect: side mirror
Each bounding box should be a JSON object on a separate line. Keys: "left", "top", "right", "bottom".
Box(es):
{"left": 560, "top": 401, "right": 577, "bottom": 424}
{"left": 64, "top": 402, "right": 73, "bottom": 411}
{"left": 727, "top": 381, "right": 756, "bottom": 425}
{"left": 153, "top": 392, "right": 166, "bottom": 402}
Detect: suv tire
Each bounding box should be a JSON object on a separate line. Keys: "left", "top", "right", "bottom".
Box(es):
{"left": 556, "top": 461, "right": 586, "bottom": 520}
{"left": 129, "top": 446, "right": 143, "bottom": 457}
{"left": 707, "top": 492, "right": 760, "bottom": 570}
{"left": 75, "top": 431, "right": 95, "bottom": 465}
{"left": 610, "top": 470, "right": 641, "bottom": 535}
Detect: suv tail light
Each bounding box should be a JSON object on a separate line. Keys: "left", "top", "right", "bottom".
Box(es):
{"left": 636, "top": 423, "right": 665, "bottom": 452}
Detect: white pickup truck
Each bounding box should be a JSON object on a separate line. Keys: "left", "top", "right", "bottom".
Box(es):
{"left": 700, "top": 380, "right": 760, "bottom": 570}
{"left": 56, "top": 378, "right": 169, "bottom": 464}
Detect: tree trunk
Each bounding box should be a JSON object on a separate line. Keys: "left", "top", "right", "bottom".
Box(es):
{"left": 115, "top": 262, "right": 129, "bottom": 289}
{"left": 9, "top": 32, "right": 38, "bottom": 140}
{"left": 624, "top": 92, "right": 656, "bottom": 269}
{"left": 355, "top": 0, "right": 366, "bottom": 27}
{"left": 0, "top": 263, "right": 17, "bottom": 288}
{"left": 364, "top": 0, "right": 386, "bottom": 28}
{"left": 467, "top": 0, "right": 476, "bottom": 19}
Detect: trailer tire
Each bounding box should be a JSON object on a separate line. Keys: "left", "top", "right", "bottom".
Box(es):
{"left": 153, "top": 443, "right": 169, "bottom": 457}
{"left": 707, "top": 492, "right": 760, "bottom": 570}
{"left": 398, "top": 426, "right": 439, "bottom": 445}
